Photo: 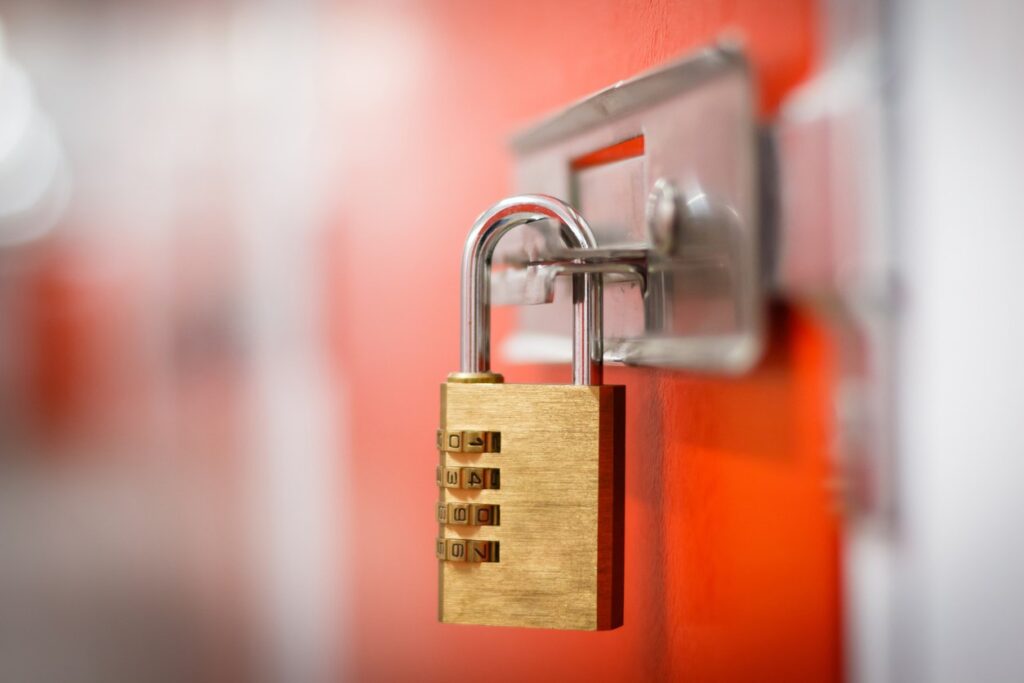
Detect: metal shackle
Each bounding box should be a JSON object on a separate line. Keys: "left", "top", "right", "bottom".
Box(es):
{"left": 456, "top": 194, "right": 603, "bottom": 386}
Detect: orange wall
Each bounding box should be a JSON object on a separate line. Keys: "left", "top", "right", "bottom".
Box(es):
{"left": 325, "top": 1, "right": 838, "bottom": 681}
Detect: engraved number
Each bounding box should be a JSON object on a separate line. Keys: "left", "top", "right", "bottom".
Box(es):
{"left": 464, "top": 468, "right": 484, "bottom": 489}
{"left": 447, "top": 539, "right": 467, "bottom": 561}
{"left": 450, "top": 504, "right": 470, "bottom": 524}
{"left": 468, "top": 540, "right": 495, "bottom": 562}
{"left": 471, "top": 504, "right": 497, "bottom": 526}
{"left": 447, "top": 432, "right": 462, "bottom": 451}
{"left": 443, "top": 468, "right": 461, "bottom": 488}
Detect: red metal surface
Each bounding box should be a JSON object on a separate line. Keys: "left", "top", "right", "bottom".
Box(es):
{"left": 325, "top": 1, "right": 839, "bottom": 680}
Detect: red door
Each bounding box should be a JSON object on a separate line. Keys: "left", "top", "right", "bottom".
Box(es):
{"left": 326, "top": 2, "right": 839, "bottom": 680}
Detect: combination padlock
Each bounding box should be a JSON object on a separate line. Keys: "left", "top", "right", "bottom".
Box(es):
{"left": 437, "top": 195, "right": 625, "bottom": 630}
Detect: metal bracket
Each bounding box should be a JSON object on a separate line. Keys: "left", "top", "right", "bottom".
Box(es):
{"left": 496, "top": 41, "right": 762, "bottom": 372}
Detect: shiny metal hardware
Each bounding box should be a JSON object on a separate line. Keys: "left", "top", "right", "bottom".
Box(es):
{"left": 646, "top": 177, "right": 684, "bottom": 256}
{"left": 497, "top": 40, "right": 763, "bottom": 372}
{"left": 438, "top": 196, "right": 625, "bottom": 630}
{"left": 458, "top": 194, "right": 603, "bottom": 385}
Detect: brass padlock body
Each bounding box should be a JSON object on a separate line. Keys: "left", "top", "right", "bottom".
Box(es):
{"left": 439, "top": 381, "right": 624, "bottom": 630}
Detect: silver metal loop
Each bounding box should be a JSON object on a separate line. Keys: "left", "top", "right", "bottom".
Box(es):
{"left": 460, "top": 194, "right": 602, "bottom": 385}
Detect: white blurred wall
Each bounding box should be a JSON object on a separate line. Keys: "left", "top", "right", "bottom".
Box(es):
{"left": 893, "top": 0, "right": 1024, "bottom": 681}
{"left": 0, "top": 1, "right": 342, "bottom": 681}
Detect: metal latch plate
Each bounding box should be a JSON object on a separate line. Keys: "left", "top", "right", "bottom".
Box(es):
{"left": 497, "top": 44, "right": 762, "bottom": 372}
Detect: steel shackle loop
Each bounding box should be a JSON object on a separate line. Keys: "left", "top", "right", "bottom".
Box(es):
{"left": 458, "top": 194, "right": 603, "bottom": 386}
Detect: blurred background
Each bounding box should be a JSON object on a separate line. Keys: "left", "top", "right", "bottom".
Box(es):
{"left": 0, "top": 1, "right": 1021, "bottom": 682}
{"left": 0, "top": 1, "right": 340, "bottom": 680}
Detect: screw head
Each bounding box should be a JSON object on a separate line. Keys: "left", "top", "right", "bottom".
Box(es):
{"left": 646, "top": 178, "right": 681, "bottom": 255}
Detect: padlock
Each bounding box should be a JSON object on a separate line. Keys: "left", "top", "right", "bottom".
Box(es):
{"left": 437, "top": 195, "right": 625, "bottom": 630}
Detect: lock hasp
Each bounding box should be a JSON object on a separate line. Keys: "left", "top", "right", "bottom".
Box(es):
{"left": 438, "top": 381, "right": 624, "bottom": 630}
